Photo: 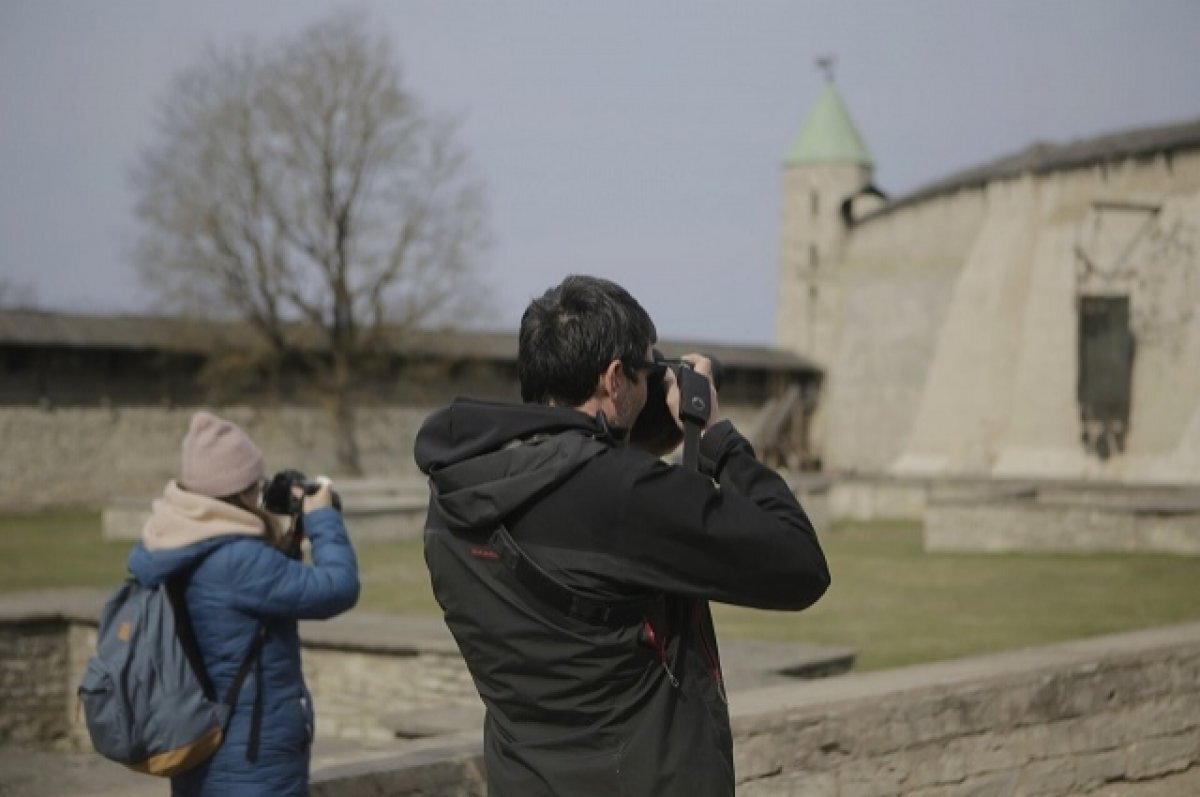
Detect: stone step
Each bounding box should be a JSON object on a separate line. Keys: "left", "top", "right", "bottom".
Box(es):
{"left": 382, "top": 638, "right": 856, "bottom": 740}
{"left": 101, "top": 480, "right": 433, "bottom": 544}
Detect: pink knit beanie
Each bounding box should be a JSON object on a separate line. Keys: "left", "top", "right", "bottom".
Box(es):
{"left": 181, "top": 411, "right": 265, "bottom": 498}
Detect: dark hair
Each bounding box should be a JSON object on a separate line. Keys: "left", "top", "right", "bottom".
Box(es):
{"left": 518, "top": 275, "right": 657, "bottom": 405}
{"left": 219, "top": 487, "right": 284, "bottom": 549}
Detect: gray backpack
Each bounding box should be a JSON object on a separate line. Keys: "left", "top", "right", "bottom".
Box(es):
{"left": 77, "top": 575, "right": 264, "bottom": 777}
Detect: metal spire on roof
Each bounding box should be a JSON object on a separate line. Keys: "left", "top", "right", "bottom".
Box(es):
{"left": 816, "top": 55, "right": 835, "bottom": 83}
{"left": 784, "top": 57, "right": 873, "bottom": 167}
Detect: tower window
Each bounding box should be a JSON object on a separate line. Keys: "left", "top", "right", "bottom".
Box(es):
{"left": 810, "top": 191, "right": 819, "bottom": 217}
{"left": 1078, "top": 295, "right": 1134, "bottom": 459}
{"left": 809, "top": 245, "right": 819, "bottom": 270}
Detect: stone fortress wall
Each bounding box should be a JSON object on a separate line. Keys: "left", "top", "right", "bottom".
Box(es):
{"left": 3, "top": 595, "right": 1197, "bottom": 796}
{"left": 821, "top": 188, "right": 987, "bottom": 474}
{"left": 0, "top": 405, "right": 433, "bottom": 510}
{"left": 0, "top": 402, "right": 764, "bottom": 511}
{"left": 830, "top": 150, "right": 1200, "bottom": 482}
{"left": 778, "top": 88, "right": 1200, "bottom": 486}
{"left": 894, "top": 153, "right": 1200, "bottom": 482}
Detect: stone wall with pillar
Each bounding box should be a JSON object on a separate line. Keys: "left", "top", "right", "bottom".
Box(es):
{"left": 818, "top": 145, "right": 1200, "bottom": 484}
{"left": 0, "top": 405, "right": 436, "bottom": 510}
{"left": 310, "top": 623, "right": 1200, "bottom": 796}
{"left": 0, "top": 402, "right": 766, "bottom": 511}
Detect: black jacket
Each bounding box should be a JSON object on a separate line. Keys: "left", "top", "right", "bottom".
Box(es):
{"left": 415, "top": 398, "right": 829, "bottom": 796}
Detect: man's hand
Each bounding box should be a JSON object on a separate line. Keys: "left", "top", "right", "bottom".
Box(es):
{"left": 666, "top": 353, "right": 722, "bottom": 432}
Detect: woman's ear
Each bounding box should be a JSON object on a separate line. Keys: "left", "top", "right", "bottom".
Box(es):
{"left": 238, "top": 484, "right": 260, "bottom": 509}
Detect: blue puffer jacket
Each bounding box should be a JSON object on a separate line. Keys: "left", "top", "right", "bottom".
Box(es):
{"left": 127, "top": 503, "right": 359, "bottom": 797}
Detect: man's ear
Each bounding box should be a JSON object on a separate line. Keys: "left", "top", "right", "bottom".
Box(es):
{"left": 598, "top": 359, "right": 623, "bottom": 399}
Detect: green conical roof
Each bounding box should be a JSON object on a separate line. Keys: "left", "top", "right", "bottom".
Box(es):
{"left": 785, "top": 82, "right": 873, "bottom": 167}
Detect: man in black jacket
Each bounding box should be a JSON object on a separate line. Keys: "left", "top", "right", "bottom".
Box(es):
{"left": 415, "top": 275, "right": 830, "bottom": 796}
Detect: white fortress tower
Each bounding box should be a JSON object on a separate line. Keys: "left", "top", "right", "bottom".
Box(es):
{"left": 776, "top": 66, "right": 875, "bottom": 368}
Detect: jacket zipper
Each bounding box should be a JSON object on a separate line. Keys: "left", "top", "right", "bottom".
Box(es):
{"left": 642, "top": 619, "right": 679, "bottom": 687}
{"left": 694, "top": 604, "right": 727, "bottom": 704}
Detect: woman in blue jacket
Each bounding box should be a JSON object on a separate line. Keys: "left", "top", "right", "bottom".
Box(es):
{"left": 126, "top": 410, "right": 360, "bottom": 796}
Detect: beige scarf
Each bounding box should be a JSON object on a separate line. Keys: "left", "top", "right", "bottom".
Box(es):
{"left": 142, "top": 480, "right": 265, "bottom": 551}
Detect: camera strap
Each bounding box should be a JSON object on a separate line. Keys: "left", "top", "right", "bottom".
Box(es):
{"left": 682, "top": 423, "right": 701, "bottom": 471}
{"left": 676, "top": 365, "right": 713, "bottom": 472}
{"left": 490, "top": 525, "right": 657, "bottom": 627}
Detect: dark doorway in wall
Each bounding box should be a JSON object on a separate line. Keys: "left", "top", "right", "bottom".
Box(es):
{"left": 1078, "top": 295, "right": 1134, "bottom": 459}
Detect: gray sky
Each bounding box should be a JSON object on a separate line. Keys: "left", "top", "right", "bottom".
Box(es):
{"left": 2, "top": 1, "right": 1199, "bottom": 345}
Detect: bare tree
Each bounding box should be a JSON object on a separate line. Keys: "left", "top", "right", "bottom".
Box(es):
{"left": 133, "top": 12, "right": 488, "bottom": 474}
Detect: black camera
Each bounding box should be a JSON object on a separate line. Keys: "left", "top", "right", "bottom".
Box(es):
{"left": 262, "top": 469, "right": 342, "bottom": 516}
{"left": 628, "top": 350, "right": 722, "bottom": 457}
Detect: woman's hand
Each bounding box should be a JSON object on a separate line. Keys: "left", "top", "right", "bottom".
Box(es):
{"left": 302, "top": 477, "right": 335, "bottom": 512}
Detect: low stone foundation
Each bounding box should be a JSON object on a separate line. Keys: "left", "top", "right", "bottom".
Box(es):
{"left": 310, "top": 623, "right": 1200, "bottom": 796}
{"left": 826, "top": 474, "right": 1020, "bottom": 522}
{"left": 925, "top": 486, "right": 1200, "bottom": 556}
{"left": 6, "top": 589, "right": 1198, "bottom": 795}
{"left": 296, "top": 615, "right": 481, "bottom": 744}
{"left": 730, "top": 624, "right": 1200, "bottom": 794}
{"left": 0, "top": 592, "right": 477, "bottom": 752}
{"left": 828, "top": 475, "right": 931, "bottom": 521}
{"left": 0, "top": 591, "right": 850, "bottom": 752}
{"left": 827, "top": 473, "right": 1200, "bottom": 556}
{"left": 0, "top": 621, "right": 70, "bottom": 747}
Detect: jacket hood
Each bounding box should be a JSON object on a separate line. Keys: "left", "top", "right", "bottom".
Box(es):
{"left": 414, "top": 398, "right": 616, "bottom": 532}
{"left": 141, "top": 480, "right": 265, "bottom": 551}
{"left": 126, "top": 480, "right": 268, "bottom": 586}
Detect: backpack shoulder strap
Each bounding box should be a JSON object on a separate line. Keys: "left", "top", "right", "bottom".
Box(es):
{"left": 164, "top": 573, "right": 214, "bottom": 694}
{"left": 165, "top": 568, "right": 267, "bottom": 763}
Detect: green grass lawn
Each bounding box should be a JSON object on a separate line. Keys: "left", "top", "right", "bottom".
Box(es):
{"left": 4, "top": 513, "right": 1199, "bottom": 672}
{"left": 0, "top": 510, "right": 131, "bottom": 592}
{"left": 713, "top": 520, "right": 1200, "bottom": 670}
